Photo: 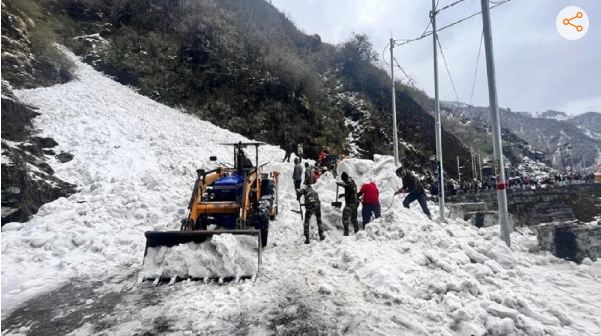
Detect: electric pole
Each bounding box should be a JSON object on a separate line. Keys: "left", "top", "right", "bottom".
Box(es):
{"left": 390, "top": 37, "right": 399, "bottom": 166}
{"left": 457, "top": 156, "right": 461, "bottom": 183}
{"left": 431, "top": 0, "right": 445, "bottom": 222}
{"left": 471, "top": 148, "right": 475, "bottom": 180}
{"left": 568, "top": 144, "right": 574, "bottom": 175}
{"left": 559, "top": 143, "right": 567, "bottom": 174}
{"left": 478, "top": 150, "right": 483, "bottom": 181}
{"left": 481, "top": 0, "right": 511, "bottom": 247}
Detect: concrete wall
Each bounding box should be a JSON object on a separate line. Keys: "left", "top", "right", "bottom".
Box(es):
{"left": 445, "top": 183, "right": 601, "bottom": 226}
{"left": 537, "top": 222, "right": 601, "bottom": 262}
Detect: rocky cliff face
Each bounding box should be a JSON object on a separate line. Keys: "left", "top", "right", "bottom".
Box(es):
{"left": 1, "top": 0, "right": 73, "bottom": 88}
{"left": 567, "top": 112, "right": 601, "bottom": 143}
{"left": 2, "top": 1, "right": 78, "bottom": 224}
{"left": 1, "top": 84, "right": 76, "bottom": 225}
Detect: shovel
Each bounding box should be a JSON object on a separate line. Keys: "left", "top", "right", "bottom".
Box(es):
{"left": 331, "top": 184, "right": 342, "bottom": 208}
{"left": 384, "top": 193, "right": 398, "bottom": 213}
{"left": 291, "top": 201, "right": 304, "bottom": 219}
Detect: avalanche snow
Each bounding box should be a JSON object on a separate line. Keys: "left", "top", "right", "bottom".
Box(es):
{"left": 1, "top": 49, "right": 600, "bottom": 335}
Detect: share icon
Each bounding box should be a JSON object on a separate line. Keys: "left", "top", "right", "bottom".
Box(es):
{"left": 563, "top": 12, "right": 584, "bottom": 32}
{"left": 556, "top": 6, "right": 589, "bottom": 40}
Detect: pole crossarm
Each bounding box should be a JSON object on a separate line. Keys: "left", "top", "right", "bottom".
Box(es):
{"left": 392, "top": 0, "right": 512, "bottom": 48}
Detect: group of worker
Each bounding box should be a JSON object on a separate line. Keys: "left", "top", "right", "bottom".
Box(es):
{"left": 294, "top": 162, "right": 432, "bottom": 244}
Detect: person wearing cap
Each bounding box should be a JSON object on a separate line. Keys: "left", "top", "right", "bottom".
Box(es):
{"left": 337, "top": 172, "right": 359, "bottom": 235}
{"left": 394, "top": 167, "right": 432, "bottom": 220}
{"left": 358, "top": 180, "right": 381, "bottom": 227}
{"left": 296, "top": 184, "right": 325, "bottom": 244}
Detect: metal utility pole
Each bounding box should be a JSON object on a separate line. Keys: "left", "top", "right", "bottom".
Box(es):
{"left": 559, "top": 144, "right": 567, "bottom": 174}
{"left": 457, "top": 156, "right": 461, "bottom": 183}
{"left": 568, "top": 144, "right": 574, "bottom": 174}
{"left": 471, "top": 149, "right": 476, "bottom": 180}
{"left": 478, "top": 150, "right": 483, "bottom": 181}
{"left": 481, "top": 0, "right": 511, "bottom": 247}
{"left": 431, "top": 0, "right": 445, "bottom": 222}
{"left": 390, "top": 37, "right": 399, "bottom": 166}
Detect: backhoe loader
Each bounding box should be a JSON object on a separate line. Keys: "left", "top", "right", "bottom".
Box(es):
{"left": 143, "top": 142, "right": 279, "bottom": 281}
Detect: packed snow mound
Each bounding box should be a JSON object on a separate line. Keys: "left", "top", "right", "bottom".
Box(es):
{"left": 323, "top": 205, "right": 601, "bottom": 335}
{"left": 143, "top": 234, "right": 259, "bottom": 281}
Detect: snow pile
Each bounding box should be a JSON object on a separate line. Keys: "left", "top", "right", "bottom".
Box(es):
{"left": 326, "top": 204, "right": 601, "bottom": 335}
{"left": 143, "top": 234, "right": 259, "bottom": 281}
{"left": 2, "top": 48, "right": 283, "bottom": 313}
{"left": 2, "top": 48, "right": 601, "bottom": 336}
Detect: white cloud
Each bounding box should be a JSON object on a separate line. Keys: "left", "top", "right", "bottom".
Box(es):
{"left": 558, "top": 95, "right": 601, "bottom": 114}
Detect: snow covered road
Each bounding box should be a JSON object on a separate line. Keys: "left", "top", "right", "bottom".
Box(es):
{"left": 2, "top": 50, "right": 601, "bottom": 335}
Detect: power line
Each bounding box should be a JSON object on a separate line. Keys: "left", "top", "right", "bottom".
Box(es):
{"left": 384, "top": 0, "right": 440, "bottom": 68}
{"left": 436, "top": 0, "right": 466, "bottom": 13}
{"left": 381, "top": 42, "right": 391, "bottom": 67}
{"left": 435, "top": 34, "right": 460, "bottom": 103}
{"left": 385, "top": 0, "right": 511, "bottom": 95}
{"left": 394, "top": 0, "right": 512, "bottom": 48}
{"left": 469, "top": 30, "right": 484, "bottom": 107}
{"left": 393, "top": 56, "right": 417, "bottom": 88}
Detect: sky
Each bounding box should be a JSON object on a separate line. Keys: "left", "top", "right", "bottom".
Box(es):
{"left": 271, "top": 0, "right": 600, "bottom": 116}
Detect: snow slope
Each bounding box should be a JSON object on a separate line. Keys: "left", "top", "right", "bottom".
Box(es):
{"left": 2, "top": 50, "right": 601, "bottom": 335}
{"left": 2, "top": 48, "right": 282, "bottom": 313}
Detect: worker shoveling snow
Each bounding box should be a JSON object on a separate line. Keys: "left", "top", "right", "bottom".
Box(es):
{"left": 142, "top": 234, "right": 259, "bottom": 282}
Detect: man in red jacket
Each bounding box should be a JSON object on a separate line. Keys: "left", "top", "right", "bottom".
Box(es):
{"left": 358, "top": 181, "right": 381, "bottom": 227}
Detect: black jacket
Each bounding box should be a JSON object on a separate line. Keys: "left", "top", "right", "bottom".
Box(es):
{"left": 337, "top": 179, "right": 358, "bottom": 204}
{"left": 403, "top": 173, "right": 424, "bottom": 193}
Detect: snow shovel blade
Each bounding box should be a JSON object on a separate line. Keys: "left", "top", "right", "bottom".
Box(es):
{"left": 332, "top": 184, "right": 342, "bottom": 208}
{"left": 143, "top": 230, "right": 262, "bottom": 282}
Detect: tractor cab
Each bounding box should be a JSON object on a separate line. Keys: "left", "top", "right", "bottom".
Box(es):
{"left": 188, "top": 142, "right": 279, "bottom": 237}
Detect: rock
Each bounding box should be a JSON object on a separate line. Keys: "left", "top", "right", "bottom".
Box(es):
{"left": 35, "top": 137, "right": 59, "bottom": 148}
{"left": 56, "top": 152, "right": 74, "bottom": 163}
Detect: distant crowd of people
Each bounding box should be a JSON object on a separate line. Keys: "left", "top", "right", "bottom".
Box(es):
{"left": 433, "top": 172, "right": 597, "bottom": 197}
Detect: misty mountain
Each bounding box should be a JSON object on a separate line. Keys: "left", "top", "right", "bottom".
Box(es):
{"left": 567, "top": 112, "right": 601, "bottom": 143}
{"left": 444, "top": 103, "right": 600, "bottom": 171}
